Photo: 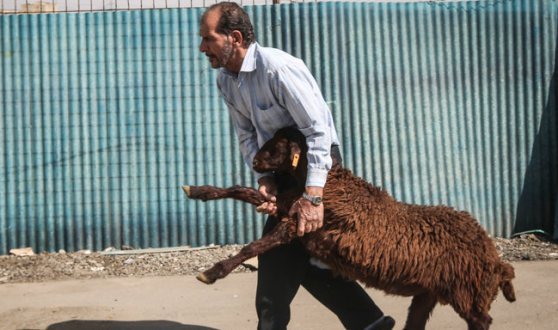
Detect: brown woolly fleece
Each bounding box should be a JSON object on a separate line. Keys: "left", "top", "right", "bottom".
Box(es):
{"left": 184, "top": 127, "right": 516, "bottom": 330}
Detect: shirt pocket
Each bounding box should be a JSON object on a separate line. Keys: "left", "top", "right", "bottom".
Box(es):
{"left": 254, "top": 89, "right": 281, "bottom": 111}
{"left": 255, "top": 99, "right": 277, "bottom": 111}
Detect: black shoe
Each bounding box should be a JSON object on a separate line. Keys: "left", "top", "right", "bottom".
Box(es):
{"left": 363, "top": 315, "right": 395, "bottom": 330}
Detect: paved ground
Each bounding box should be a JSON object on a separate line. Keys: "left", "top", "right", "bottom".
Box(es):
{"left": 1, "top": 261, "right": 557, "bottom": 330}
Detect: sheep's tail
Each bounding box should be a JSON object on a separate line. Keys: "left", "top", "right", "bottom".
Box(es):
{"left": 498, "top": 262, "right": 516, "bottom": 302}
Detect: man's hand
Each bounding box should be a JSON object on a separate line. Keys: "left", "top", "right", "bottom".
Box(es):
{"left": 289, "top": 187, "right": 324, "bottom": 237}
{"left": 256, "top": 176, "right": 278, "bottom": 215}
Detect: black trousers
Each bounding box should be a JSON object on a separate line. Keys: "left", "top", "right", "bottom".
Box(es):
{"left": 255, "top": 146, "right": 384, "bottom": 330}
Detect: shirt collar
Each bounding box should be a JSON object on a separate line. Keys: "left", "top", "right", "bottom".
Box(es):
{"left": 239, "top": 42, "right": 258, "bottom": 73}
{"left": 220, "top": 42, "right": 258, "bottom": 79}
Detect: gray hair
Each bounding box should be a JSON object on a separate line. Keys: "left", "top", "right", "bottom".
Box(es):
{"left": 202, "top": 2, "right": 256, "bottom": 47}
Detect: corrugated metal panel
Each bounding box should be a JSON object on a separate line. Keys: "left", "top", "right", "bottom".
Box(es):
{"left": 1, "top": 0, "right": 557, "bottom": 254}
{"left": 250, "top": 0, "right": 557, "bottom": 238}
{"left": 0, "top": 8, "right": 264, "bottom": 254}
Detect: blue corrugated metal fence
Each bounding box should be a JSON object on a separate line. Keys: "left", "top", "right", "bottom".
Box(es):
{"left": 1, "top": 0, "right": 557, "bottom": 254}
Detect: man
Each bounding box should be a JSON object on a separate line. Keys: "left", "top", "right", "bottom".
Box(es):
{"left": 199, "top": 2, "right": 394, "bottom": 330}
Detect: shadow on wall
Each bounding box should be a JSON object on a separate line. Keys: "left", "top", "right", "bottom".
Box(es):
{"left": 515, "top": 31, "right": 558, "bottom": 239}
{"left": 47, "top": 320, "right": 219, "bottom": 330}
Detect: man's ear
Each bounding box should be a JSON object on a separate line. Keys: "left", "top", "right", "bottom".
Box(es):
{"left": 230, "top": 30, "right": 244, "bottom": 46}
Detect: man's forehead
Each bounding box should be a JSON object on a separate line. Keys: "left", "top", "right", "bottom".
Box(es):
{"left": 199, "top": 23, "right": 210, "bottom": 36}
{"left": 202, "top": 10, "right": 220, "bottom": 29}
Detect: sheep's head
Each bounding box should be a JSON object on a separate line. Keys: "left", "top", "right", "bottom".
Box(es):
{"left": 252, "top": 127, "right": 308, "bottom": 179}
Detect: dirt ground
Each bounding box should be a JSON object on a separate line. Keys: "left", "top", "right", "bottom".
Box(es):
{"left": 1, "top": 233, "right": 557, "bottom": 284}
{"left": 1, "top": 260, "right": 558, "bottom": 330}
{"left": 1, "top": 233, "right": 558, "bottom": 329}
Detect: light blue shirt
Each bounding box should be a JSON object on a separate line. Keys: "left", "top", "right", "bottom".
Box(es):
{"left": 217, "top": 42, "right": 340, "bottom": 187}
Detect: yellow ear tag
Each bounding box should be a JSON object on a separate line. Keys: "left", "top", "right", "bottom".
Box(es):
{"left": 292, "top": 153, "right": 300, "bottom": 168}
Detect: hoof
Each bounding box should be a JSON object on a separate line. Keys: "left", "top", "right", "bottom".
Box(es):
{"left": 196, "top": 272, "right": 215, "bottom": 285}
{"left": 182, "top": 185, "right": 191, "bottom": 197}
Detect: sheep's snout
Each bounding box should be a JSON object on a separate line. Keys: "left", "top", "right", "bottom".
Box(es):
{"left": 252, "top": 153, "right": 270, "bottom": 173}
{"left": 252, "top": 158, "right": 262, "bottom": 171}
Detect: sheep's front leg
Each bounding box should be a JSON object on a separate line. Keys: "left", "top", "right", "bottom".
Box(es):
{"left": 197, "top": 218, "right": 297, "bottom": 284}
{"left": 182, "top": 185, "right": 265, "bottom": 206}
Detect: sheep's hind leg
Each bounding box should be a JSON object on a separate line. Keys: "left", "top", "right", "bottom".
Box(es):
{"left": 197, "top": 218, "right": 297, "bottom": 284}
{"left": 455, "top": 291, "right": 493, "bottom": 329}
{"left": 464, "top": 311, "right": 492, "bottom": 330}
{"left": 403, "top": 292, "right": 437, "bottom": 330}
{"left": 183, "top": 185, "right": 265, "bottom": 206}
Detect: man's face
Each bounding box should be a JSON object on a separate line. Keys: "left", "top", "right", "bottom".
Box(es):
{"left": 199, "top": 10, "right": 233, "bottom": 69}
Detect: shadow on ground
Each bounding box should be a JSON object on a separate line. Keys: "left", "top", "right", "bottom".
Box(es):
{"left": 46, "top": 320, "right": 219, "bottom": 330}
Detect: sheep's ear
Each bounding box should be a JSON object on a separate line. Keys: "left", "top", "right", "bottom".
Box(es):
{"left": 289, "top": 141, "right": 302, "bottom": 169}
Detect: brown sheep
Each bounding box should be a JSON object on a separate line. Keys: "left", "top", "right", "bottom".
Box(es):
{"left": 182, "top": 127, "right": 516, "bottom": 330}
